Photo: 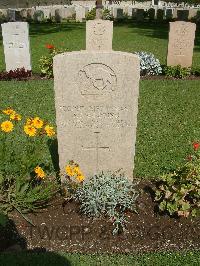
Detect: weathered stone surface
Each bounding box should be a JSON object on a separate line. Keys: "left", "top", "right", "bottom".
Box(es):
{"left": 75, "top": 6, "right": 85, "bottom": 22}
{"left": 86, "top": 19, "right": 113, "bottom": 51}
{"left": 167, "top": 21, "right": 196, "bottom": 67}
{"left": 1, "top": 22, "right": 31, "bottom": 71}
{"left": 53, "top": 51, "right": 140, "bottom": 180}
{"left": 188, "top": 9, "right": 197, "bottom": 20}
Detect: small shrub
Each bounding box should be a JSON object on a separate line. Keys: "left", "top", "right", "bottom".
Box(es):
{"left": 163, "top": 65, "right": 191, "bottom": 79}
{"left": 39, "top": 44, "right": 68, "bottom": 78}
{"left": 195, "top": 10, "right": 200, "bottom": 23}
{"left": 73, "top": 171, "right": 139, "bottom": 234}
{"left": 157, "top": 9, "right": 164, "bottom": 21}
{"left": 86, "top": 8, "right": 96, "bottom": 20}
{"left": 191, "top": 66, "right": 200, "bottom": 76}
{"left": 148, "top": 8, "right": 155, "bottom": 20}
{"left": 0, "top": 68, "right": 32, "bottom": 81}
{"left": 135, "top": 51, "right": 162, "bottom": 76}
{"left": 103, "top": 9, "right": 113, "bottom": 20}
{"left": 154, "top": 142, "right": 200, "bottom": 218}
{"left": 33, "top": 10, "right": 44, "bottom": 22}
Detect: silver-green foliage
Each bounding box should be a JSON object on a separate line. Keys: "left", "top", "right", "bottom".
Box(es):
{"left": 74, "top": 172, "right": 139, "bottom": 234}
{"left": 135, "top": 51, "right": 162, "bottom": 76}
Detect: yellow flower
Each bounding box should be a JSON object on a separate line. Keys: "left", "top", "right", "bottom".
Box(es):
{"left": 44, "top": 125, "right": 55, "bottom": 137}
{"left": 65, "top": 165, "right": 74, "bottom": 177}
{"left": 1, "top": 121, "right": 14, "bottom": 132}
{"left": 34, "top": 166, "right": 45, "bottom": 179}
{"left": 74, "top": 166, "right": 81, "bottom": 175}
{"left": 24, "top": 125, "right": 37, "bottom": 137}
{"left": 32, "top": 117, "right": 43, "bottom": 129}
{"left": 2, "top": 108, "right": 15, "bottom": 115}
{"left": 26, "top": 118, "right": 34, "bottom": 126}
{"left": 76, "top": 174, "right": 85, "bottom": 182}
{"left": 10, "top": 112, "right": 21, "bottom": 121}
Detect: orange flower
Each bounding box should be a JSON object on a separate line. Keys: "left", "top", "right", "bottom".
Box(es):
{"left": 45, "top": 44, "right": 55, "bottom": 49}
{"left": 34, "top": 166, "right": 45, "bottom": 179}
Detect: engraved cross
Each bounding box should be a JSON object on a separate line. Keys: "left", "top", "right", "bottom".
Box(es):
{"left": 82, "top": 132, "right": 110, "bottom": 173}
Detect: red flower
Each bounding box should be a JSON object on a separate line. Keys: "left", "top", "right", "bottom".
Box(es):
{"left": 45, "top": 44, "right": 55, "bottom": 49}
{"left": 193, "top": 142, "right": 200, "bottom": 151}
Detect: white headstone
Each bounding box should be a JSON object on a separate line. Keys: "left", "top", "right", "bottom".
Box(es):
{"left": 76, "top": 6, "right": 85, "bottom": 22}
{"left": 1, "top": 22, "right": 31, "bottom": 71}
{"left": 53, "top": 51, "right": 140, "bottom": 181}
{"left": 86, "top": 19, "right": 113, "bottom": 51}
{"left": 167, "top": 21, "right": 196, "bottom": 67}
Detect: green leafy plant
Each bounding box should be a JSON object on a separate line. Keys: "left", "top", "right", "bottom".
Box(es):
{"left": 86, "top": 8, "right": 96, "bottom": 20}
{"left": 154, "top": 142, "right": 200, "bottom": 218}
{"left": 73, "top": 171, "right": 139, "bottom": 234}
{"left": 103, "top": 9, "right": 113, "bottom": 20}
{"left": 0, "top": 175, "right": 58, "bottom": 223}
{"left": 39, "top": 44, "right": 68, "bottom": 78}
{"left": 148, "top": 8, "right": 155, "bottom": 20}
{"left": 191, "top": 66, "right": 200, "bottom": 76}
{"left": 0, "top": 212, "right": 8, "bottom": 227}
{"left": 33, "top": 10, "right": 44, "bottom": 23}
{"left": 163, "top": 65, "right": 191, "bottom": 79}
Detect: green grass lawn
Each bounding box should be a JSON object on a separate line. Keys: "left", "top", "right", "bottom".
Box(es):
{"left": 1, "top": 79, "right": 200, "bottom": 178}
{"left": 0, "top": 251, "right": 199, "bottom": 266}
{"left": 0, "top": 21, "right": 199, "bottom": 73}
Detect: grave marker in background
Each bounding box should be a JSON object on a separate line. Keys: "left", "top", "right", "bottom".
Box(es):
{"left": 167, "top": 21, "right": 196, "bottom": 67}
{"left": 1, "top": 22, "right": 31, "bottom": 71}
{"left": 76, "top": 6, "right": 85, "bottom": 22}
{"left": 86, "top": 19, "right": 113, "bottom": 51}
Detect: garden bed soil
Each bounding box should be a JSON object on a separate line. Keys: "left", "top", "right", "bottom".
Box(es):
{"left": 2, "top": 181, "right": 199, "bottom": 254}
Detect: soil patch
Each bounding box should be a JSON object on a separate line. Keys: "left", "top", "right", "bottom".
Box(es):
{"left": 3, "top": 181, "right": 198, "bottom": 254}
